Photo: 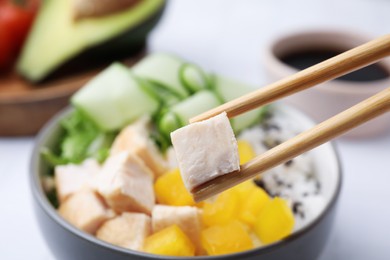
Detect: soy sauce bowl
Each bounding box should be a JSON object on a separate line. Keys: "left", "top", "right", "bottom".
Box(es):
{"left": 30, "top": 104, "right": 342, "bottom": 260}
{"left": 263, "top": 30, "right": 390, "bottom": 138}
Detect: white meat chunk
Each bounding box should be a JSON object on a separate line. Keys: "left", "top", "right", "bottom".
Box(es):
{"left": 55, "top": 159, "right": 100, "bottom": 203}
{"left": 96, "top": 212, "right": 151, "bottom": 251}
{"left": 97, "top": 151, "right": 155, "bottom": 215}
{"left": 171, "top": 112, "right": 240, "bottom": 192}
{"left": 110, "top": 116, "right": 168, "bottom": 178}
{"left": 152, "top": 205, "right": 203, "bottom": 254}
{"left": 58, "top": 189, "right": 114, "bottom": 234}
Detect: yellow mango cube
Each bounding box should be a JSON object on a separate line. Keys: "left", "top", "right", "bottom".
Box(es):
{"left": 229, "top": 180, "right": 257, "bottom": 202}
{"left": 239, "top": 187, "right": 270, "bottom": 227}
{"left": 201, "top": 221, "right": 253, "bottom": 255}
{"left": 143, "top": 225, "right": 195, "bottom": 256}
{"left": 254, "top": 197, "right": 295, "bottom": 244}
{"left": 238, "top": 140, "right": 256, "bottom": 164}
{"left": 154, "top": 169, "right": 195, "bottom": 206}
{"left": 202, "top": 190, "right": 239, "bottom": 227}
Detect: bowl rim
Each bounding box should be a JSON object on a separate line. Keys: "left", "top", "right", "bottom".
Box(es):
{"left": 262, "top": 28, "right": 390, "bottom": 96}
{"left": 30, "top": 105, "right": 343, "bottom": 259}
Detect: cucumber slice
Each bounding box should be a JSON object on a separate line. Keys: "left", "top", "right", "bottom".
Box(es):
{"left": 159, "top": 90, "right": 221, "bottom": 137}
{"left": 214, "top": 76, "right": 267, "bottom": 133}
{"left": 71, "top": 63, "right": 159, "bottom": 131}
{"left": 132, "top": 53, "right": 189, "bottom": 98}
{"left": 135, "top": 76, "right": 181, "bottom": 106}
{"left": 179, "top": 63, "right": 211, "bottom": 93}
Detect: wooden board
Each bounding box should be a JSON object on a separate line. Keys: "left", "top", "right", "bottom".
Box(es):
{"left": 0, "top": 52, "right": 145, "bottom": 136}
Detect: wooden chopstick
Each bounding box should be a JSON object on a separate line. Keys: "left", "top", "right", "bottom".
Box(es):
{"left": 192, "top": 87, "right": 390, "bottom": 202}
{"left": 190, "top": 34, "right": 390, "bottom": 123}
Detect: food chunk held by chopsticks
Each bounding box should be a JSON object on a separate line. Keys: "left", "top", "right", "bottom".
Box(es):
{"left": 171, "top": 112, "right": 240, "bottom": 192}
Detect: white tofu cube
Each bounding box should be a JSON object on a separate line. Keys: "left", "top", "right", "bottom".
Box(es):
{"left": 96, "top": 212, "right": 151, "bottom": 251}
{"left": 171, "top": 112, "right": 240, "bottom": 191}
{"left": 55, "top": 159, "right": 100, "bottom": 203}
{"left": 152, "top": 205, "right": 203, "bottom": 254}
{"left": 97, "top": 151, "right": 155, "bottom": 215}
{"left": 58, "top": 189, "right": 114, "bottom": 234}
{"left": 110, "top": 116, "right": 168, "bottom": 178}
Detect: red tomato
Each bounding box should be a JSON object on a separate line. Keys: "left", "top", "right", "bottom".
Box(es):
{"left": 0, "top": 22, "right": 13, "bottom": 69}
{"left": 0, "top": 0, "right": 39, "bottom": 69}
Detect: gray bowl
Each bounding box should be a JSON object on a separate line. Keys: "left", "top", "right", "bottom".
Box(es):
{"left": 30, "top": 105, "right": 342, "bottom": 260}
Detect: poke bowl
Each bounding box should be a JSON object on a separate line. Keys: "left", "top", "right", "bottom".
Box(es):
{"left": 30, "top": 54, "right": 342, "bottom": 260}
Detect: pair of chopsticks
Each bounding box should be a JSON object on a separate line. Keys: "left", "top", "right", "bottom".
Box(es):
{"left": 190, "top": 34, "right": 390, "bottom": 202}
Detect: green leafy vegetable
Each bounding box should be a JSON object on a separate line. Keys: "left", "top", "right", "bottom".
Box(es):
{"left": 41, "top": 109, "right": 116, "bottom": 167}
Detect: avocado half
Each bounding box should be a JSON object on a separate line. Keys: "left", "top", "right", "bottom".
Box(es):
{"left": 17, "top": 0, "right": 165, "bottom": 82}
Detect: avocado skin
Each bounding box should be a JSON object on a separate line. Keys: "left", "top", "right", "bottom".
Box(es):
{"left": 84, "top": 3, "right": 166, "bottom": 60}
{"left": 42, "top": 4, "right": 166, "bottom": 82}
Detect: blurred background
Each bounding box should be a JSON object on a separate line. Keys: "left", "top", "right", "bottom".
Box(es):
{"left": 148, "top": 0, "right": 390, "bottom": 84}
{"left": 1, "top": 0, "right": 389, "bottom": 259}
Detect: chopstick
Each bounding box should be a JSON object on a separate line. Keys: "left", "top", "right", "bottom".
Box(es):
{"left": 189, "top": 34, "right": 390, "bottom": 202}
{"left": 190, "top": 34, "right": 390, "bottom": 123}
{"left": 192, "top": 87, "right": 390, "bottom": 202}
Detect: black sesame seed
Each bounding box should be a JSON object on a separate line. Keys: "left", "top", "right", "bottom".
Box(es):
{"left": 284, "top": 160, "right": 293, "bottom": 167}
{"left": 254, "top": 179, "right": 271, "bottom": 195}
{"left": 263, "top": 123, "right": 281, "bottom": 131}
{"left": 292, "top": 202, "right": 302, "bottom": 214}
{"left": 254, "top": 179, "right": 265, "bottom": 189}
{"left": 272, "top": 175, "right": 285, "bottom": 187}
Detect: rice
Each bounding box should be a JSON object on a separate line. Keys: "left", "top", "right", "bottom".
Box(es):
{"left": 238, "top": 107, "right": 326, "bottom": 231}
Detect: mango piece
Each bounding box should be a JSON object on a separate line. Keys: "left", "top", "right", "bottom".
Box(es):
{"left": 201, "top": 221, "right": 253, "bottom": 255}
{"left": 237, "top": 140, "right": 256, "bottom": 164}
{"left": 254, "top": 197, "right": 295, "bottom": 244}
{"left": 202, "top": 190, "right": 239, "bottom": 227}
{"left": 143, "top": 225, "right": 195, "bottom": 256}
{"left": 229, "top": 180, "right": 257, "bottom": 203}
{"left": 239, "top": 187, "right": 270, "bottom": 226}
{"left": 154, "top": 169, "right": 195, "bottom": 206}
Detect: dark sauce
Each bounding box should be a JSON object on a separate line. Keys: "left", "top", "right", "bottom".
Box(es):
{"left": 280, "top": 49, "right": 390, "bottom": 82}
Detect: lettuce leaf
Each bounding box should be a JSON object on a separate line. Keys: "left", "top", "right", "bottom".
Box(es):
{"left": 41, "top": 109, "right": 116, "bottom": 168}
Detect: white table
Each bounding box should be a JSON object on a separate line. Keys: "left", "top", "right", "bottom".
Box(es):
{"left": 1, "top": 0, "right": 389, "bottom": 259}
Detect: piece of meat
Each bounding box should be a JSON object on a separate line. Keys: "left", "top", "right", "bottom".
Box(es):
{"left": 171, "top": 112, "right": 240, "bottom": 192}
{"left": 97, "top": 151, "right": 155, "bottom": 215}
{"left": 152, "top": 205, "right": 203, "bottom": 255}
{"left": 55, "top": 159, "right": 101, "bottom": 203}
{"left": 110, "top": 116, "right": 168, "bottom": 178}
{"left": 96, "top": 212, "right": 151, "bottom": 251}
{"left": 58, "top": 189, "right": 114, "bottom": 235}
